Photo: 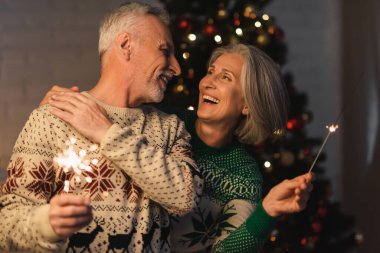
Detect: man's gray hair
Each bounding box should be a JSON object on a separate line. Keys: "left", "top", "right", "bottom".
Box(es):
{"left": 98, "top": 1, "right": 170, "bottom": 58}
{"left": 208, "top": 44, "right": 289, "bottom": 144}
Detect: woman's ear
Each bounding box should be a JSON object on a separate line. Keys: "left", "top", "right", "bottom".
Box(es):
{"left": 116, "top": 32, "right": 131, "bottom": 60}
{"left": 242, "top": 105, "right": 249, "bottom": 116}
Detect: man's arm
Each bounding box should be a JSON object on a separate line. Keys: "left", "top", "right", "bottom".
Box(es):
{"left": 0, "top": 108, "right": 64, "bottom": 252}
{"left": 47, "top": 92, "right": 203, "bottom": 216}
{"left": 0, "top": 107, "right": 92, "bottom": 252}
{"left": 100, "top": 115, "right": 203, "bottom": 216}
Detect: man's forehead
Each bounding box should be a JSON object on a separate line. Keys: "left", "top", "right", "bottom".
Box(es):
{"left": 141, "top": 16, "right": 173, "bottom": 44}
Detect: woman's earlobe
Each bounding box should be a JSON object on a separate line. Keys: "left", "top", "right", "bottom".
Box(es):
{"left": 242, "top": 106, "right": 249, "bottom": 116}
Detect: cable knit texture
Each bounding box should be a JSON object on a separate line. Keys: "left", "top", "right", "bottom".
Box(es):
{"left": 0, "top": 92, "right": 202, "bottom": 253}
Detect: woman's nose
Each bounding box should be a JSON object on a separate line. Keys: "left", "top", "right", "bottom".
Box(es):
{"left": 200, "top": 76, "right": 216, "bottom": 90}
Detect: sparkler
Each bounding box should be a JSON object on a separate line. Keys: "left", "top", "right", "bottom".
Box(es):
{"left": 54, "top": 137, "right": 98, "bottom": 192}
{"left": 308, "top": 124, "right": 338, "bottom": 172}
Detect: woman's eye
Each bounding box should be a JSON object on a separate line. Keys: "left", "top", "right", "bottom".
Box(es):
{"left": 222, "top": 74, "right": 232, "bottom": 81}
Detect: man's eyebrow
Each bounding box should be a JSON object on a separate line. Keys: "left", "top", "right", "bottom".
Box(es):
{"left": 159, "top": 42, "right": 173, "bottom": 51}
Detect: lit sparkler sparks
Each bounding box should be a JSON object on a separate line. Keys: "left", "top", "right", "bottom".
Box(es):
{"left": 308, "top": 124, "right": 339, "bottom": 173}
{"left": 54, "top": 137, "right": 98, "bottom": 192}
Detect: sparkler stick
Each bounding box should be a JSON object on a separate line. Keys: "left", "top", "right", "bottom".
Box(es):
{"left": 308, "top": 125, "right": 338, "bottom": 172}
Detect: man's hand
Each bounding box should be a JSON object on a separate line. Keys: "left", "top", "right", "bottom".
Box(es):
{"left": 49, "top": 194, "right": 93, "bottom": 238}
{"left": 262, "top": 172, "right": 314, "bottom": 217}
{"left": 40, "top": 85, "right": 80, "bottom": 106}
{"left": 48, "top": 92, "right": 113, "bottom": 143}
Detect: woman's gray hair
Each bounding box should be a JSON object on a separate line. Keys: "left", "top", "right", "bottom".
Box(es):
{"left": 98, "top": 1, "right": 170, "bottom": 59}
{"left": 208, "top": 44, "right": 289, "bottom": 144}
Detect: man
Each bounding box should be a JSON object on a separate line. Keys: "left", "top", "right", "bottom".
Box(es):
{"left": 0, "top": 2, "right": 202, "bottom": 252}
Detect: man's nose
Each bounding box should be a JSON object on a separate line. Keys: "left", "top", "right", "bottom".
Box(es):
{"left": 169, "top": 56, "right": 181, "bottom": 76}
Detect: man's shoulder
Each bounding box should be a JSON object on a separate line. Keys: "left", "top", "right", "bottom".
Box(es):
{"left": 26, "top": 105, "right": 54, "bottom": 121}
{"left": 142, "top": 105, "right": 183, "bottom": 124}
{"left": 25, "top": 105, "right": 67, "bottom": 127}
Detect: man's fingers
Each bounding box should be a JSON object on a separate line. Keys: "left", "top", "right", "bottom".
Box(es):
{"left": 50, "top": 212, "right": 92, "bottom": 228}
{"left": 53, "top": 204, "right": 92, "bottom": 218}
{"left": 51, "top": 194, "right": 91, "bottom": 207}
{"left": 55, "top": 214, "right": 93, "bottom": 228}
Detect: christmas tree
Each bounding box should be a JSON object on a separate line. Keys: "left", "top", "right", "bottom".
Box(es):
{"left": 160, "top": 0, "right": 360, "bottom": 252}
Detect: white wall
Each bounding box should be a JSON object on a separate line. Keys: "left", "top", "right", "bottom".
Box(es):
{"left": 0, "top": 0, "right": 126, "bottom": 176}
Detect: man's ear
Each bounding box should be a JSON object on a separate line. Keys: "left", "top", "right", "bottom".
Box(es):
{"left": 116, "top": 32, "right": 131, "bottom": 60}
{"left": 242, "top": 105, "right": 249, "bottom": 116}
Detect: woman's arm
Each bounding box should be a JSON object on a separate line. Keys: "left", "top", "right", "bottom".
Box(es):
{"left": 212, "top": 173, "right": 313, "bottom": 253}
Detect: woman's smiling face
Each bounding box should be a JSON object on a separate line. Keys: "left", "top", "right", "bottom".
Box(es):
{"left": 197, "top": 53, "right": 247, "bottom": 127}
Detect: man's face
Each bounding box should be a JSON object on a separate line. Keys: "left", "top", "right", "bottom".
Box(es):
{"left": 130, "top": 15, "right": 181, "bottom": 104}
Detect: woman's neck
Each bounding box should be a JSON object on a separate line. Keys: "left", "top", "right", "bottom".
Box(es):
{"left": 195, "top": 119, "right": 235, "bottom": 148}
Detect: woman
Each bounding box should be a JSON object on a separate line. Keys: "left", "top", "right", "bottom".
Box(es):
{"left": 42, "top": 44, "right": 313, "bottom": 253}
{"left": 169, "top": 44, "right": 311, "bottom": 253}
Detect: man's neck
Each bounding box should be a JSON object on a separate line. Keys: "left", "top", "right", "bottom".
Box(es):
{"left": 89, "top": 74, "right": 140, "bottom": 108}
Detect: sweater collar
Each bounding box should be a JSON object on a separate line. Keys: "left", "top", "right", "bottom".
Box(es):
{"left": 186, "top": 113, "right": 241, "bottom": 156}
{"left": 82, "top": 91, "right": 143, "bottom": 117}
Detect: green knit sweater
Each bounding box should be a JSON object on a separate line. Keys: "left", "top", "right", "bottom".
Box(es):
{"left": 171, "top": 110, "right": 278, "bottom": 253}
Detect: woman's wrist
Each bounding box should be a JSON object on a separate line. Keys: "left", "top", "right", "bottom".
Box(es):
{"left": 262, "top": 196, "right": 280, "bottom": 217}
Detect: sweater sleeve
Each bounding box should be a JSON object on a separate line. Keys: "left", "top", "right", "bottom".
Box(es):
{"left": 99, "top": 114, "right": 203, "bottom": 216}
{"left": 212, "top": 200, "right": 278, "bottom": 253}
{"left": 0, "top": 108, "right": 65, "bottom": 252}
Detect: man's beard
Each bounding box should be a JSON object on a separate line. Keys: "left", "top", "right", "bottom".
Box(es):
{"left": 146, "top": 81, "right": 166, "bottom": 103}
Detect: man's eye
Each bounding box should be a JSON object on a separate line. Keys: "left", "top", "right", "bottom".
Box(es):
{"left": 161, "top": 49, "right": 170, "bottom": 56}
{"left": 207, "top": 69, "right": 213, "bottom": 75}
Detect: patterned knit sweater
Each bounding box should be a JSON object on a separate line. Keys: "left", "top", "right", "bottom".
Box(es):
{"left": 0, "top": 92, "right": 202, "bottom": 253}
{"left": 170, "top": 111, "right": 278, "bottom": 253}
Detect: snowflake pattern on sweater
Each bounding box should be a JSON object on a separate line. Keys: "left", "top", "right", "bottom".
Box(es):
{"left": 0, "top": 92, "right": 202, "bottom": 253}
